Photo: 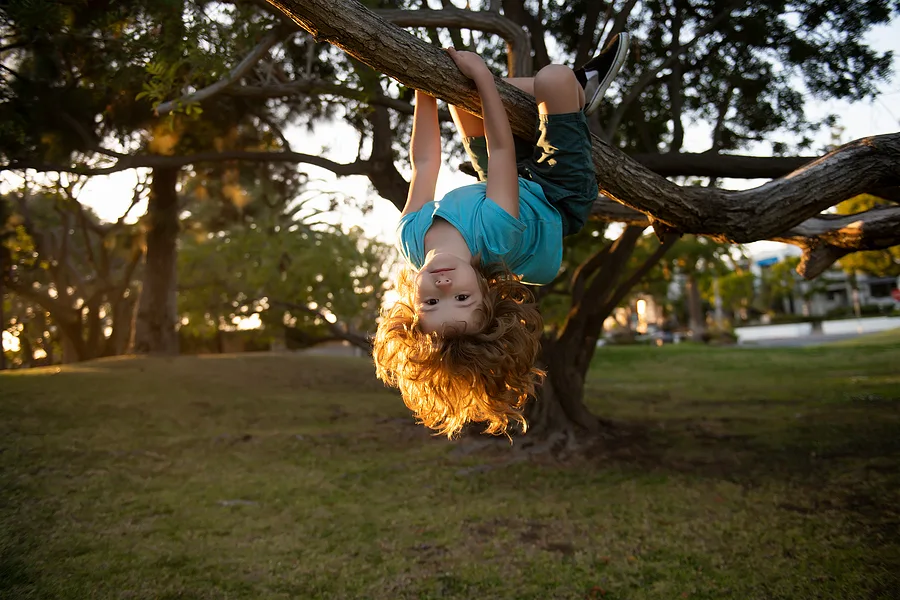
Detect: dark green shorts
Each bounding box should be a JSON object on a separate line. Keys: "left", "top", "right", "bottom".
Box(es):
{"left": 462, "top": 111, "right": 597, "bottom": 236}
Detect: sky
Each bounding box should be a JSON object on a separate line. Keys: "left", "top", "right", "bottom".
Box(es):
{"left": 6, "top": 19, "right": 900, "bottom": 254}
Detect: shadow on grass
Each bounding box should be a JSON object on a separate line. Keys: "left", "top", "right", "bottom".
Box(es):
{"left": 531, "top": 405, "right": 900, "bottom": 554}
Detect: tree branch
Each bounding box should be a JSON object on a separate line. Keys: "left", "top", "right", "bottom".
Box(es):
{"left": 3, "top": 149, "right": 372, "bottom": 177}
{"left": 773, "top": 205, "right": 900, "bottom": 277}
{"left": 602, "top": 233, "right": 679, "bottom": 316}
{"left": 630, "top": 152, "right": 815, "bottom": 178}
{"left": 376, "top": 7, "right": 531, "bottom": 77}
{"left": 603, "top": 0, "right": 744, "bottom": 137}
{"left": 573, "top": 0, "right": 604, "bottom": 67}
{"left": 228, "top": 76, "right": 452, "bottom": 121}
{"left": 570, "top": 242, "right": 612, "bottom": 306}
{"left": 160, "top": 6, "right": 528, "bottom": 118}
{"left": 590, "top": 195, "right": 650, "bottom": 225}
{"left": 501, "top": 0, "right": 549, "bottom": 69}
{"left": 156, "top": 26, "right": 292, "bottom": 115}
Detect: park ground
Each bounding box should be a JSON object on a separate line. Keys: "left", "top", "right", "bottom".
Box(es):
{"left": 1, "top": 331, "right": 899, "bottom": 600}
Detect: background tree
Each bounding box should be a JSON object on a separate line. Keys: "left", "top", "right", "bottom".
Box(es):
{"left": 712, "top": 267, "right": 756, "bottom": 323}
{"left": 0, "top": 0, "right": 343, "bottom": 355}
{"left": 662, "top": 236, "right": 734, "bottom": 338}
{"left": 0, "top": 196, "right": 13, "bottom": 369}
{"left": 1, "top": 178, "right": 144, "bottom": 363}
{"left": 178, "top": 161, "right": 391, "bottom": 351}
{"left": 758, "top": 255, "right": 830, "bottom": 317}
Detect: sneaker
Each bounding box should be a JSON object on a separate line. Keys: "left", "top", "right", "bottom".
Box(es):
{"left": 575, "top": 32, "right": 631, "bottom": 116}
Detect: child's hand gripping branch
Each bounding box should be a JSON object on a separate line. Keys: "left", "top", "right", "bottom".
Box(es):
{"left": 374, "top": 35, "right": 632, "bottom": 439}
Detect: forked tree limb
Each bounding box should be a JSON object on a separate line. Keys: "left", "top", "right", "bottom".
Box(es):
{"left": 266, "top": 0, "right": 900, "bottom": 278}
{"left": 155, "top": 25, "right": 292, "bottom": 115}
{"left": 375, "top": 8, "right": 531, "bottom": 76}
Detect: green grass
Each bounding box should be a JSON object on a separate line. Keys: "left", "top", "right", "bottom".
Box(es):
{"left": 831, "top": 327, "right": 900, "bottom": 347}
{"left": 1, "top": 339, "right": 899, "bottom": 600}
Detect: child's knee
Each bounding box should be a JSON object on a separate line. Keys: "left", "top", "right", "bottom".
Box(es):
{"left": 534, "top": 64, "right": 578, "bottom": 96}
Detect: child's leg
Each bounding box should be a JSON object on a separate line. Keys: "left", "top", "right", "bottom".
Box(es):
{"left": 449, "top": 105, "right": 489, "bottom": 180}
{"left": 527, "top": 65, "right": 598, "bottom": 236}
{"left": 533, "top": 65, "right": 585, "bottom": 115}
{"left": 449, "top": 104, "right": 485, "bottom": 138}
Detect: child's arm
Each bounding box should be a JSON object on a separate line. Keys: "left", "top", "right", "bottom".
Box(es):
{"left": 447, "top": 48, "right": 518, "bottom": 219}
{"left": 401, "top": 90, "right": 441, "bottom": 217}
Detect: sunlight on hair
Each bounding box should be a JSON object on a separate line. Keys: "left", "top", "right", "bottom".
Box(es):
{"left": 381, "top": 288, "right": 400, "bottom": 310}
{"left": 373, "top": 260, "right": 545, "bottom": 439}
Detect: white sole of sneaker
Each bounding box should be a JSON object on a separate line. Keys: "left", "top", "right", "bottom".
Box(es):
{"left": 584, "top": 32, "right": 632, "bottom": 116}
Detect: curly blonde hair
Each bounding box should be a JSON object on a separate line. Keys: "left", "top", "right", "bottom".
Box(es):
{"left": 373, "top": 260, "right": 545, "bottom": 439}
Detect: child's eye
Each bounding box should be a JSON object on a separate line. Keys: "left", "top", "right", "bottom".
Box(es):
{"left": 455, "top": 294, "right": 470, "bottom": 301}
{"left": 424, "top": 299, "right": 439, "bottom": 306}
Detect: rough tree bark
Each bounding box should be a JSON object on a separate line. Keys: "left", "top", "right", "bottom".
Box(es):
{"left": 132, "top": 167, "right": 180, "bottom": 355}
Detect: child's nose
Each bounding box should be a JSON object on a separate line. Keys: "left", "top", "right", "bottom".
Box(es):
{"left": 434, "top": 277, "right": 452, "bottom": 288}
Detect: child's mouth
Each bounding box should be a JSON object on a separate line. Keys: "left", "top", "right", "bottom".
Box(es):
{"left": 431, "top": 268, "right": 456, "bottom": 273}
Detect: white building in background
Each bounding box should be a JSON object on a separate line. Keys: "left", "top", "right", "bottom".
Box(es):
{"left": 749, "top": 244, "right": 898, "bottom": 317}
{"left": 602, "top": 243, "right": 898, "bottom": 335}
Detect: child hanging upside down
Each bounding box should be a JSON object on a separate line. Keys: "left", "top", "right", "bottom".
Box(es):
{"left": 373, "top": 34, "right": 631, "bottom": 438}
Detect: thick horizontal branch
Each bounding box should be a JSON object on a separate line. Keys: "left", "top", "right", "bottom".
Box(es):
{"left": 590, "top": 195, "right": 650, "bottom": 226}
{"left": 629, "top": 152, "right": 815, "bottom": 179}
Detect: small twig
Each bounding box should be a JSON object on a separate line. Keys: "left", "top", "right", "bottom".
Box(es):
{"left": 156, "top": 26, "right": 294, "bottom": 115}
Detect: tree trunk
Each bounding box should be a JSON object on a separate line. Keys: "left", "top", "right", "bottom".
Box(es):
{"left": 527, "top": 341, "right": 601, "bottom": 438}
{"left": 107, "top": 294, "right": 136, "bottom": 356}
{"left": 34, "top": 309, "right": 50, "bottom": 366}
{"left": 524, "top": 230, "right": 677, "bottom": 444}
{"left": 61, "top": 333, "right": 79, "bottom": 364}
{"left": 84, "top": 301, "right": 104, "bottom": 360}
{"left": 685, "top": 274, "right": 705, "bottom": 339}
{"left": 0, "top": 270, "right": 6, "bottom": 371}
{"left": 132, "top": 167, "right": 180, "bottom": 355}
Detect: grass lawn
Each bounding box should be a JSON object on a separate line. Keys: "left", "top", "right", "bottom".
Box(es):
{"left": 1, "top": 337, "right": 898, "bottom": 599}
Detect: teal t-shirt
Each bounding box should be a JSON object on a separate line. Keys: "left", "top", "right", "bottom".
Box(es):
{"left": 397, "top": 177, "right": 563, "bottom": 285}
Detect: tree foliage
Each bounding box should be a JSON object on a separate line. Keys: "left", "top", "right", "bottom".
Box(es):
{"left": 0, "top": 179, "right": 144, "bottom": 363}
{"left": 178, "top": 187, "right": 392, "bottom": 348}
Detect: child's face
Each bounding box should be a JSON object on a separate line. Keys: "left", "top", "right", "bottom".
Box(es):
{"left": 415, "top": 253, "right": 484, "bottom": 334}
